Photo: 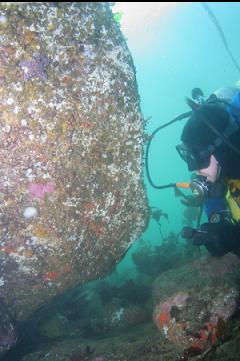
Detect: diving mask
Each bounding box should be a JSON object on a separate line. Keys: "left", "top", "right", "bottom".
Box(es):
{"left": 176, "top": 143, "right": 212, "bottom": 171}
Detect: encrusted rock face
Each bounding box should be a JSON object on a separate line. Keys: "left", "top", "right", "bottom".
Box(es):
{"left": 152, "top": 253, "right": 240, "bottom": 358}
{"left": 0, "top": 1, "right": 148, "bottom": 324}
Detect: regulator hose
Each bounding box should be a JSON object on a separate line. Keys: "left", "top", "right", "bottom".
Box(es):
{"left": 145, "top": 111, "right": 191, "bottom": 189}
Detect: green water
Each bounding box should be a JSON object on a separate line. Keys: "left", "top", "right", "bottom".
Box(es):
{"left": 112, "top": 1, "right": 240, "bottom": 277}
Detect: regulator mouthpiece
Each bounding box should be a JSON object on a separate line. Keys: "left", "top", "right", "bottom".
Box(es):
{"left": 190, "top": 176, "right": 212, "bottom": 200}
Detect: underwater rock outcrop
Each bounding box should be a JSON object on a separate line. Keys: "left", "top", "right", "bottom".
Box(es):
{"left": 152, "top": 252, "right": 240, "bottom": 358}
{"left": 89, "top": 302, "right": 148, "bottom": 336}
{"left": 0, "top": 299, "right": 17, "bottom": 358}
{"left": 0, "top": 1, "right": 148, "bottom": 350}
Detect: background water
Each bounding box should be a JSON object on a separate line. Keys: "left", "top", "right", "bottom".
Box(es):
{"left": 110, "top": 1, "right": 240, "bottom": 279}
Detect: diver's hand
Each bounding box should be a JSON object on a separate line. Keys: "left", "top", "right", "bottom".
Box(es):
{"left": 192, "top": 223, "right": 218, "bottom": 246}
{"left": 193, "top": 222, "right": 240, "bottom": 256}
{"left": 182, "top": 223, "right": 226, "bottom": 245}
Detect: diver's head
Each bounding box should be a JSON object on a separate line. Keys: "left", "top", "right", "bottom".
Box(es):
{"left": 176, "top": 101, "right": 240, "bottom": 181}
{"left": 191, "top": 87, "right": 204, "bottom": 104}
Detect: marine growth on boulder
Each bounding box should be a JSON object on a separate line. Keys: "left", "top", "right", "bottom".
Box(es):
{"left": 152, "top": 253, "right": 240, "bottom": 358}
{"left": 0, "top": 2, "right": 148, "bottom": 346}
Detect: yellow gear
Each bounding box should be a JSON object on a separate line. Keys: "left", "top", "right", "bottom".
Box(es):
{"left": 226, "top": 179, "right": 240, "bottom": 222}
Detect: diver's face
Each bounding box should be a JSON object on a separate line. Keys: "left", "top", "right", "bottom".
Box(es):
{"left": 197, "top": 154, "right": 220, "bottom": 183}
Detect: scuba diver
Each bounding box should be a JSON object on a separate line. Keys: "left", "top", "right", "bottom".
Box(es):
{"left": 177, "top": 86, "right": 240, "bottom": 257}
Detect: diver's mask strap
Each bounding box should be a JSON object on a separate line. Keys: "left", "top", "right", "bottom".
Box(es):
{"left": 198, "top": 106, "right": 240, "bottom": 158}
{"left": 202, "top": 113, "right": 239, "bottom": 155}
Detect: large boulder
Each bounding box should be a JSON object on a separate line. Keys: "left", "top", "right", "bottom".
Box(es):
{"left": 0, "top": 0, "right": 148, "bottom": 348}
{"left": 152, "top": 253, "right": 240, "bottom": 358}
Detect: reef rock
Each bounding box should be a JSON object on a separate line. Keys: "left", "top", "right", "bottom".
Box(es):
{"left": 152, "top": 253, "right": 240, "bottom": 358}
{"left": 89, "top": 302, "right": 148, "bottom": 335}
{"left": 0, "top": 0, "right": 148, "bottom": 346}
{"left": 0, "top": 300, "right": 17, "bottom": 358}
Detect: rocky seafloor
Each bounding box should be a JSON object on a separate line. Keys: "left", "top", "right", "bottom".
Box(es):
{"left": 2, "top": 248, "right": 240, "bottom": 361}
{"left": 2, "top": 309, "right": 240, "bottom": 361}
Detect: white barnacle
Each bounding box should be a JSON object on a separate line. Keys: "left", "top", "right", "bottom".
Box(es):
{"left": 21, "top": 119, "right": 28, "bottom": 126}
{"left": 26, "top": 168, "right": 35, "bottom": 181}
{"left": 29, "top": 24, "right": 36, "bottom": 32}
{"left": 0, "top": 15, "right": 7, "bottom": 26}
{"left": 13, "top": 105, "right": 20, "bottom": 114}
{"left": 6, "top": 97, "right": 14, "bottom": 105}
{"left": 163, "top": 324, "right": 169, "bottom": 336}
{"left": 23, "top": 207, "right": 38, "bottom": 219}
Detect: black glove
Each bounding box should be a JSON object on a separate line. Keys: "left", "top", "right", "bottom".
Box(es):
{"left": 193, "top": 222, "right": 240, "bottom": 257}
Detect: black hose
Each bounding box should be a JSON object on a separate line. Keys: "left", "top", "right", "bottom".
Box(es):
{"left": 145, "top": 111, "right": 192, "bottom": 189}
{"left": 196, "top": 204, "right": 203, "bottom": 229}
{"left": 201, "top": 2, "right": 240, "bottom": 74}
